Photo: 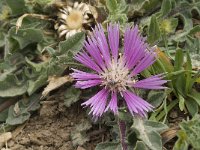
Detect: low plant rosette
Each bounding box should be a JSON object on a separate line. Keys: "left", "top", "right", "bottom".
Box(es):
{"left": 71, "top": 23, "right": 167, "bottom": 119}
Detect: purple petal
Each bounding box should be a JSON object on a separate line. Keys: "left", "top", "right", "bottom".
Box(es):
{"left": 105, "top": 91, "right": 118, "bottom": 114}
{"left": 122, "top": 90, "right": 153, "bottom": 117}
{"left": 123, "top": 25, "right": 147, "bottom": 69}
{"left": 108, "top": 23, "right": 119, "bottom": 62}
{"left": 71, "top": 69, "right": 101, "bottom": 81}
{"left": 75, "top": 80, "right": 102, "bottom": 89}
{"left": 130, "top": 50, "right": 156, "bottom": 76}
{"left": 82, "top": 89, "right": 109, "bottom": 117}
{"left": 75, "top": 52, "right": 102, "bottom": 73}
{"left": 93, "top": 24, "right": 111, "bottom": 67}
{"left": 132, "top": 75, "right": 167, "bottom": 90}
{"left": 126, "top": 43, "right": 147, "bottom": 70}
{"left": 84, "top": 37, "right": 106, "bottom": 70}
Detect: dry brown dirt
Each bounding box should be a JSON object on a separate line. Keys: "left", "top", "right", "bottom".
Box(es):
{"left": 4, "top": 91, "right": 109, "bottom": 150}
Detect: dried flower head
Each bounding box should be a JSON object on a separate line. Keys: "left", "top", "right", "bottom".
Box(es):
{"left": 54, "top": 2, "right": 97, "bottom": 39}
{"left": 71, "top": 23, "right": 167, "bottom": 118}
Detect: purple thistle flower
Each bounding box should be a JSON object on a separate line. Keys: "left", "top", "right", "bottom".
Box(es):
{"left": 71, "top": 23, "right": 167, "bottom": 118}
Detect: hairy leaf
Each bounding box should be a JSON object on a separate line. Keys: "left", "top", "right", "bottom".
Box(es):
{"left": 6, "top": 94, "right": 40, "bottom": 125}
{"left": 0, "top": 73, "right": 27, "bottom": 97}
{"left": 148, "top": 15, "right": 161, "bottom": 44}
{"left": 147, "top": 90, "right": 166, "bottom": 108}
{"left": 9, "top": 27, "right": 43, "bottom": 49}
{"left": 64, "top": 87, "right": 81, "bottom": 107}
{"left": 6, "top": 0, "right": 26, "bottom": 15}
{"left": 71, "top": 119, "right": 92, "bottom": 146}
{"left": 95, "top": 142, "right": 121, "bottom": 150}
{"left": 132, "top": 117, "right": 168, "bottom": 150}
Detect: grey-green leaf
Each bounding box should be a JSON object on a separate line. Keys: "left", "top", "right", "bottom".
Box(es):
{"left": 161, "top": 0, "right": 172, "bottom": 16}
{"left": 147, "top": 90, "right": 166, "bottom": 107}
{"left": 95, "top": 142, "right": 121, "bottom": 150}
{"left": 9, "top": 27, "right": 43, "bottom": 49}
{"left": 148, "top": 15, "right": 161, "bottom": 44}
{"left": 59, "top": 32, "right": 85, "bottom": 54}
{"left": 6, "top": 0, "right": 26, "bottom": 15}
{"left": 64, "top": 87, "right": 81, "bottom": 107}
{"left": 132, "top": 117, "right": 167, "bottom": 150}
{"left": 6, "top": 105, "right": 30, "bottom": 125}
{"left": 0, "top": 74, "right": 27, "bottom": 97}
{"left": 134, "top": 141, "right": 148, "bottom": 150}
{"left": 106, "top": 0, "right": 118, "bottom": 14}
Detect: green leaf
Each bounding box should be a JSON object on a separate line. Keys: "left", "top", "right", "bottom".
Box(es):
{"left": 26, "top": 60, "right": 48, "bottom": 95}
{"left": 167, "top": 70, "right": 192, "bottom": 79}
{"left": 27, "top": 71, "right": 48, "bottom": 95}
{"left": 6, "top": 0, "right": 26, "bottom": 15}
{"left": 143, "top": 120, "right": 168, "bottom": 133}
{"left": 128, "top": 0, "right": 161, "bottom": 16}
{"left": 128, "top": 130, "right": 138, "bottom": 146}
{"left": 185, "top": 52, "right": 192, "bottom": 94}
{"left": 106, "top": 0, "right": 118, "bottom": 14}
{"left": 64, "top": 87, "right": 81, "bottom": 107}
{"left": 6, "top": 104, "right": 30, "bottom": 125}
{"left": 0, "top": 109, "right": 8, "bottom": 122}
{"left": 132, "top": 117, "right": 168, "bottom": 150}
{"left": 148, "top": 15, "right": 161, "bottom": 44}
{"left": 59, "top": 32, "right": 85, "bottom": 55}
{"left": 174, "top": 130, "right": 189, "bottom": 150}
{"left": 178, "top": 94, "right": 185, "bottom": 111}
{"left": 175, "top": 74, "right": 186, "bottom": 97}
{"left": 161, "top": 0, "right": 172, "bottom": 16}
{"left": 35, "top": 0, "right": 54, "bottom": 5}
{"left": 95, "top": 142, "right": 121, "bottom": 150}
{"left": 147, "top": 90, "right": 166, "bottom": 108}
{"left": 174, "top": 115, "right": 200, "bottom": 150}
{"left": 174, "top": 49, "right": 184, "bottom": 71}
{"left": 118, "top": 110, "right": 133, "bottom": 123}
{"left": 187, "top": 90, "right": 200, "bottom": 106}
{"left": 189, "top": 25, "right": 200, "bottom": 35}
{"left": 185, "top": 98, "right": 198, "bottom": 117}
{"left": 104, "top": 0, "right": 128, "bottom": 24}
{"left": 6, "top": 94, "right": 40, "bottom": 125}
{"left": 0, "top": 73, "right": 27, "bottom": 97}
{"left": 26, "top": 58, "right": 65, "bottom": 95}
{"left": 179, "top": 12, "right": 193, "bottom": 31}
{"left": 134, "top": 141, "right": 148, "bottom": 150}
{"left": 71, "top": 119, "right": 92, "bottom": 146}
{"left": 0, "top": 31, "right": 5, "bottom": 47}
{"left": 9, "top": 27, "right": 43, "bottom": 49}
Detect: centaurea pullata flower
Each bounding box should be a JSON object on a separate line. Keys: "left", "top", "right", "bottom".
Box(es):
{"left": 71, "top": 23, "right": 167, "bottom": 118}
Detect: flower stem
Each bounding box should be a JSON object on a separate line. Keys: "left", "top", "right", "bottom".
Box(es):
{"left": 118, "top": 118, "right": 127, "bottom": 150}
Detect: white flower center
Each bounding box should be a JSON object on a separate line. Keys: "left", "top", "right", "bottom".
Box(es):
{"left": 101, "top": 59, "right": 135, "bottom": 92}
{"left": 66, "top": 10, "right": 83, "bottom": 30}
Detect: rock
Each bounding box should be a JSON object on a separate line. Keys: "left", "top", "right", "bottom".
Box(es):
{"left": 0, "top": 132, "right": 12, "bottom": 148}
{"left": 0, "top": 132, "right": 12, "bottom": 143}
{"left": 1, "top": 148, "right": 11, "bottom": 150}
{"left": 7, "top": 140, "right": 14, "bottom": 147}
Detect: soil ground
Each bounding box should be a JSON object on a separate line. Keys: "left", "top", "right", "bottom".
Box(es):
{"left": 4, "top": 90, "right": 109, "bottom": 150}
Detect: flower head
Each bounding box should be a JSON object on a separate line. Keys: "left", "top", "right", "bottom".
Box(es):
{"left": 71, "top": 23, "right": 167, "bottom": 118}
{"left": 54, "top": 2, "right": 97, "bottom": 39}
